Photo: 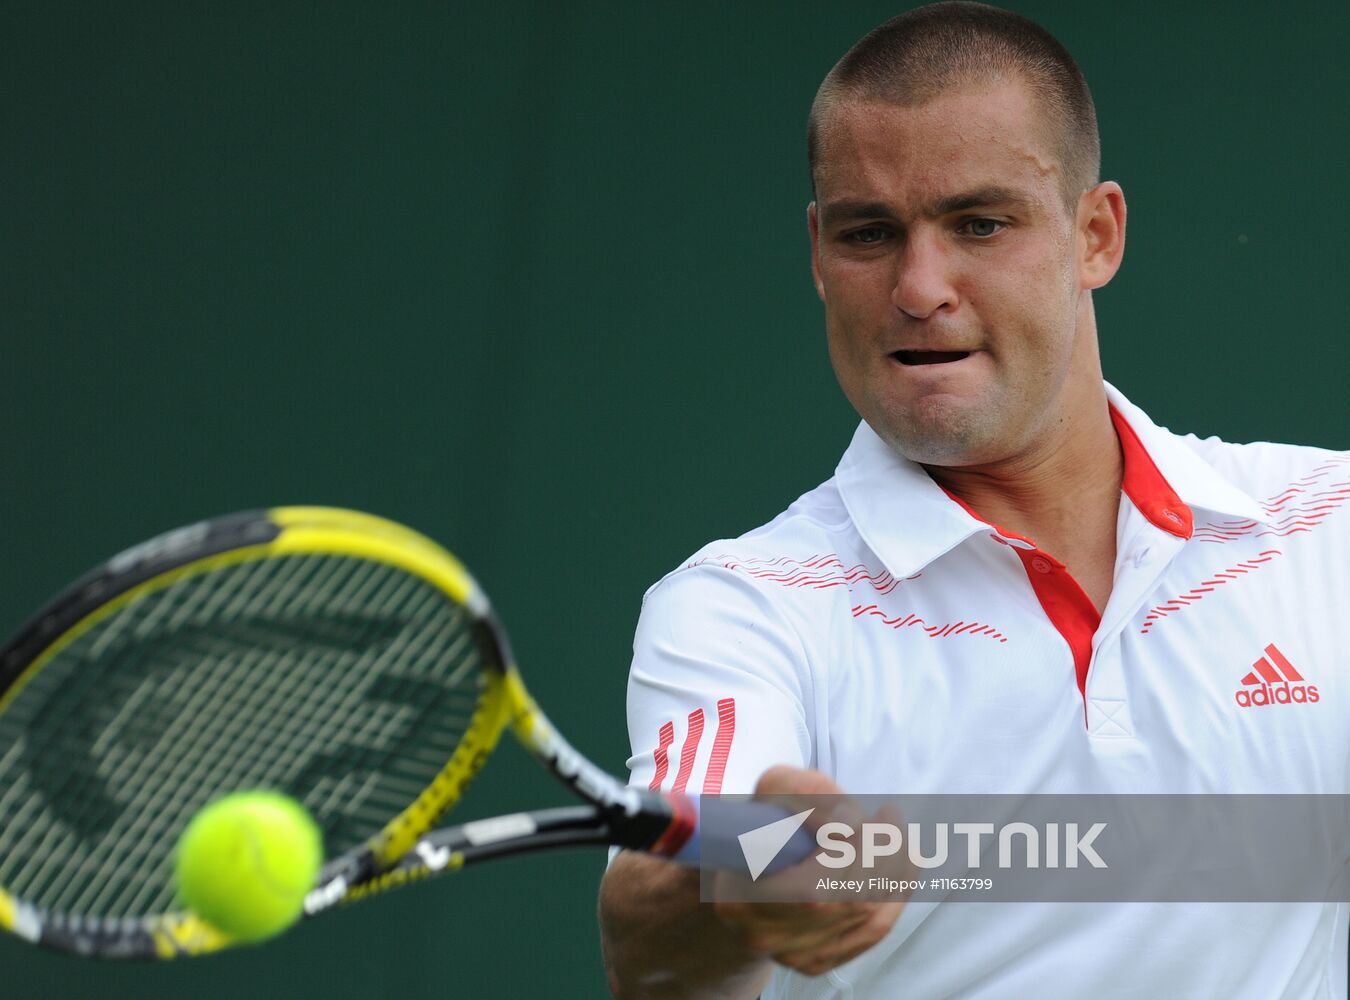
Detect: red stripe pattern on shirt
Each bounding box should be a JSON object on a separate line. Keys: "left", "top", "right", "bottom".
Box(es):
{"left": 648, "top": 721, "right": 675, "bottom": 791}
{"left": 647, "top": 699, "right": 738, "bottom": 794}
{"left": 703, "top": 698, "right": 736, "bottom": 794}
{"left": 672, "top": 709, "right": 705, "bottom": 793}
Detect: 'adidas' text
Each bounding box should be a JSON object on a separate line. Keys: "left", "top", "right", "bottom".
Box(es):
{"left": 1234, "top": 681, "right": 1319, "bottom": 708}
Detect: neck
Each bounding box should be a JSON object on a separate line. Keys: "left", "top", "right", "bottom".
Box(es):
{"left": 923, "top": 379, "right": 1124, "bottom": 615}
{"left": 924, "top": 382, "right": 1122, "bottom": 545}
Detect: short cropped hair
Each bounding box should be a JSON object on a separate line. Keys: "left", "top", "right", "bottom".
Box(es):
{"left": 808, "top": 2, "right": 1100, "bottom": 206}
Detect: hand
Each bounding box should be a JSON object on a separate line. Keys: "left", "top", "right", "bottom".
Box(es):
{"left": 710, "top": 765, "right": 905, "bottom": 977}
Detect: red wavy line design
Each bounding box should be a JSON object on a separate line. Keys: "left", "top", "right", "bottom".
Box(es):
{"left": 851, "top": 604, "right": 1009, "bottom": 643}
{"left": 1140, "top": 550, "right": 1283, "bottom": 635}
{"left": 687, "top": 553, "right": 1006, "bottom": 643}
{"left": 1193, "top": 456, "right": 1350, "bottom": 543}
{"left": 687, "top": 552, "right": 921, "bottom": 595}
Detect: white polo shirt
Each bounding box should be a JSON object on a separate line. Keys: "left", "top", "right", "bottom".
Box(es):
{"left": 622, "top": 382, "right": 1350, "bottom": 999}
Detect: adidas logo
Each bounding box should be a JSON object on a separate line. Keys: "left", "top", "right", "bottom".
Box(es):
{"left": 1234, "top": 643, "right": 1319, "bottom": 708}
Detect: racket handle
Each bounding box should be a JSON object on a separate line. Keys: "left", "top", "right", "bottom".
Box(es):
{"left": 665, "top": 797, "right": 816, "bottom": 877}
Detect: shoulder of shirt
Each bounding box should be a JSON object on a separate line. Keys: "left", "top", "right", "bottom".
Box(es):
{"left": 1174, "top": 425, "right": 1350, "bottom": 497}
{"left": 640, "top": 476, "right": 857, "bottom": 603}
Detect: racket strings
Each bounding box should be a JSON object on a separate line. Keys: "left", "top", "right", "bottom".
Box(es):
{"left": 0, "top": 553, "right": 336, "bottom": 915}
{"left": 0, "top": 551, "right": 490, "bottom": 921}
{"left": 3, "top": 554, "right": 330, "bottom": 911}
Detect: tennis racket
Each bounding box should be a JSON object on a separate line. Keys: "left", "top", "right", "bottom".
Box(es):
{"left": 0, "top": 507, "right": 809, "bottom": 959}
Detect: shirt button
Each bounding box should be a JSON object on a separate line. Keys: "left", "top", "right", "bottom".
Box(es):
{"left": 1162, "top": 508, "right": 1182, "bottom": 525}
{"left": 1134, "top": 547, "right": 1152, "bottom": 568}
{"left": 1030, "top": 556, "right": 1052, "bottom": 574}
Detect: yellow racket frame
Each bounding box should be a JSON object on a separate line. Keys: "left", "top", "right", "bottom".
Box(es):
{"left": 0, "top": 506, "right": 543, "bottom": 957}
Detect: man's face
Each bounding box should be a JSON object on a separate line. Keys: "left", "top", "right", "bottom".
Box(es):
{"left": 809, "top": 80, "right": 1099, "bottom": 467}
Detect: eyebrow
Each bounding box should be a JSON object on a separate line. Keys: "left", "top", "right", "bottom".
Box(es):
{"left": 820, "top": 186, "right": 1034, "bottom": 225}
{"left": 931, "top": 186, "right": 1033, "bottom": 216}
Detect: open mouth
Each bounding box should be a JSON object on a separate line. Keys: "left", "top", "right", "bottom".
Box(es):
{"left": 892, "top": 350, "right": 970, "bottom": 366}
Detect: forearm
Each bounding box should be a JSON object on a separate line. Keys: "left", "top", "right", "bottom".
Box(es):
{"left": 599, "top": 852, "right": 772, "bottom": 1000}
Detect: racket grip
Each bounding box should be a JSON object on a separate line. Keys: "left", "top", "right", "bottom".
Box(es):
{"left": 667, "top": 797, "right": 815, "bottom": 877}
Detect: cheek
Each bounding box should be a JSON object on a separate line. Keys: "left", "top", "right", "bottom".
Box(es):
{"left": 823, "top": 260, "right": 894, "bottom": 324}
{"left": 824, "top": 311, "right": 868, "bottom": 375}
{"left": 971, "top": 253, "right": 1074, "bottom": 344}
{"left": 823, "top": 307, "right": 887, "bottom": 404}
{"left": 821, "top": 272, "right": 871, "bottom": 338}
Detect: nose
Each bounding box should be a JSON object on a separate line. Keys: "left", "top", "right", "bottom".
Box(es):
{"left": 892, "top": 230, "right": 957, "bottom": 320}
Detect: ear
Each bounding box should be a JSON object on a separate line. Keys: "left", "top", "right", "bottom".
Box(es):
{"left": 808, "top": 201, "right": 826, "bottom": 302}
{"left": 1077, "top": 181, "right": 1126, "bottom": 290}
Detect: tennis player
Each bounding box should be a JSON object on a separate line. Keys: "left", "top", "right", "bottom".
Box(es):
{"left": 600, "top": 3, "right": 1348, "bottom": 998}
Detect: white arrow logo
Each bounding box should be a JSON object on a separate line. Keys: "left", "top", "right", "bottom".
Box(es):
{"left": 737, "top": 809, "right": 814, "bottom": 881}
{"left": 415, "top": 840, "right": 453, "bottom": 871}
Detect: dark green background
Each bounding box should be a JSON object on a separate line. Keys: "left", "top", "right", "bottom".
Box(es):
{"left": 2, "top": 2, "right": 1346, "bottom": 996}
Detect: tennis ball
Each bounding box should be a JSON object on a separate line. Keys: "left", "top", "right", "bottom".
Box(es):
{"left": 174, "top": 790, "right": 323, "bottom": 942}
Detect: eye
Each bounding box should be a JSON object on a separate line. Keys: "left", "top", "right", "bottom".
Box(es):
{"left": 963, "top": 218, "right": 1003, "bottom": 238}
{"left": 844, "top": 226, "right": 891, "bottom": 245}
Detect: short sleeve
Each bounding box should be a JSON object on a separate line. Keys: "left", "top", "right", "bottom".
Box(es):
{"left": 622, "top": 563, "right": 813, "bottom": 797}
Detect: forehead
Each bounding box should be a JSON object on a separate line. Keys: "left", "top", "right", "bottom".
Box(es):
{"left": 813, "top": 82, "right": 1063, "bottom": 216}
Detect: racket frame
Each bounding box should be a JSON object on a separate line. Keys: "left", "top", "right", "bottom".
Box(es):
{"left": 0, "top": 507, "right": 693, "bottom": 959}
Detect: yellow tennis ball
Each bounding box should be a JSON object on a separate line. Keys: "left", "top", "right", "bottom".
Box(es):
{"left": 174, "top": 791, "right": 323, "bottom": 942}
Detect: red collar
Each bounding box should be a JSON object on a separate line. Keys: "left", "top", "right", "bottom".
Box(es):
{"left": 1109, "top": 403, "right": 1192, "bottom": 539}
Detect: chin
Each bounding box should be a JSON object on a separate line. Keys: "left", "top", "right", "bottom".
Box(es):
{"left": 874, "top": 401, "right": 1007, "bottom": 467}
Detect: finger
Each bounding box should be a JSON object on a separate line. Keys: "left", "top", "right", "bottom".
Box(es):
{"left": 750, "top": 909, "right": 873, "bottom": 957}
{"left": 755, "top": 765, "right": 843, "bottom": 797}
{"left": 714, "top": 900, "right": 872, "bottom": 950}
{"left": 771, "top": 902, "right": 904, "bottom": 977}
{"left": 714, "top": 898, "right": 867, "bottom": 934}
{"left": 755, "top": 767, "right": 865, "bottom": 847}
{"left": 819, "top": 794, "right": 865, "bottom": 830}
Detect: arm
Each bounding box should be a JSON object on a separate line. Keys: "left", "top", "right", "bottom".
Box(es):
{"left": 599, "top": 851, "right": 771, "bottom": 1000}
{"left": 599, "top": 566, "right": 901, "bottom": 995}
{"left": 600, "top": 766, "right": 904, "bottom": 998}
